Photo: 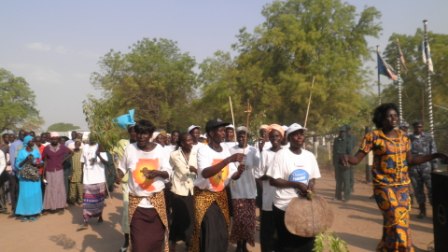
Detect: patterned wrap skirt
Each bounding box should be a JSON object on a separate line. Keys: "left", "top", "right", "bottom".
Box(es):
{"left": 230, "top": 198, "right": 256, "bottom": 246}
{"left": 189, "top": 187, "right": 230, "bottom": 252}
{"left": 128, "top": 191, "right": 169, "bottom": 252}
{"left": 83, "top": 183, "right": 106, "bottom": 220}
{"left": 373, "top": 184, "right": 414, "bottom": 252}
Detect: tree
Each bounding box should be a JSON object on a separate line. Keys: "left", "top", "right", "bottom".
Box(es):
{"left": 382, "top": 31, "right": 448, "bottom": 152}
{"left": 47, "top": 122, "right": 80, "bottom": 132}
{"left": 0, "top": 68, "right": 43, "bottom": 131}
{"left": 198, "top": 0, "right": 382, "bottom": 134}
{"left": 86, "top": 38, "right": 197, "bottom": 149}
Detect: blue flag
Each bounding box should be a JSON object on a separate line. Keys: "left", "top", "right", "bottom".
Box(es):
{"left": 377, "top": 51, "right": 398, "bottom": 81}
{"left": 113, "top": 109, "right": 136, "bottom": 129}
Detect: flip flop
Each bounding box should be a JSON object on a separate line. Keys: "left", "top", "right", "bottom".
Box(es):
{"left": 77, "top": 223, "right": 88, "bottom": 231}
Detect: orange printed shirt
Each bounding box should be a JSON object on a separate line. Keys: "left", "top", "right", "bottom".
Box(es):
{"left": 118, "top": 143, "right": 171, "bottom": 207}
{"left": 194, "top": 144, "right": 237, "bottom": 192}
{"left": 359, "top": 129, "right": 411, "bottom": 186}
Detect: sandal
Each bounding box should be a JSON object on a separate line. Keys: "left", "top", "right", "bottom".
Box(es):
{"left": 77, "top": 223, "right": 88, "bottom": 231}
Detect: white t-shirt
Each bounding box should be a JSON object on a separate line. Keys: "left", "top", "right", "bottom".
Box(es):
{"left": 221, "top": 141, "right": 237, "bottom": 151}
{"left": 118, "top": 143, "right": 171, "bottom": 208}
{"left": 0, "top": 151, "right": 6, "bottom": 174}
{"left": 254, "top": 148, "right": 281, "bottom": 211}
{"left": 254, "top": 140, "right": 272, "bottom": 152}
{"left": 229, "top": 145, "right": 259, "bottom": 199}
{"left": 194, "top": 144, "right": 237, "bottom": 192}
{"left": 266, "top": 148, "right": 321, "bottom": 211}
{"left": 81, "top": 144, "right": 107, "bottom": 185}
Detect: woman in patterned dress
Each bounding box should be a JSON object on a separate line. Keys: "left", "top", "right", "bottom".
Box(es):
{"left": 342, "top": 103, "right": 448, "bottom": 251}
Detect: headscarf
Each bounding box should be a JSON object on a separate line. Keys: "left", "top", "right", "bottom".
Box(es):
{"left": 23, "top": 135, "right": 33, "bottom": 146}
{"left": 268, "top": 124, "right": 285, "bottom": 138}
{"left": 259, "top": 124, "right": 269, "bottom": 130}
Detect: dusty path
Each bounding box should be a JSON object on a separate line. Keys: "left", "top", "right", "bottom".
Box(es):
{"left": 0, "top": 169, "right": 434, "bottom": 252}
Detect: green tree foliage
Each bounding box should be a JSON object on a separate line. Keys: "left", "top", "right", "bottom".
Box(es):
{"left": 47, "top": 122, "right": 80, "bottom": 132}
{"left": 198, "top": 0, "right": 381, "bottom": 134}
{"left": 0, "top": 68, "right": 43, "bottom": 131}
{"left": 88, "top": 38, "right": 197, "bottom": 134}
{"left": 382, "top": 31, "right": 448, "bottom": 152}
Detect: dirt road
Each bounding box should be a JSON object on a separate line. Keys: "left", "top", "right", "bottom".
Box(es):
{"left": 0, "top": 169, "right": 434, "bottom": 251}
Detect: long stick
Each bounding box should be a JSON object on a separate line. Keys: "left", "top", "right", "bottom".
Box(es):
{"left": 229, "top": 96, "right": 236, "bottom": 142}
{"left": 304, "top": 76, "right": 315, "bottom": 128}
{"left": 377, "top": 45, "right": 382, "bottom": 105}
{"left": 243, "top": 100, "right": 252, "bottom": 154}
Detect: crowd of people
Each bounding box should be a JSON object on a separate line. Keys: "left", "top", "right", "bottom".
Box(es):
{"left": 0, "top": 130, "right": 115, "bottom": 225}
{"left": 0, "top": 102, "right": 446, "bottom": 252}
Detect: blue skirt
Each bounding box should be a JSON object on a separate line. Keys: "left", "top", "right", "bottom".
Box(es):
{"left": 16, "top": 179, "right": 43, "bottom": 216}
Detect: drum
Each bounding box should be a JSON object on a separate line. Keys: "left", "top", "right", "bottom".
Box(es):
{"left": 284, "top": 195, "right": 334, "bottom": 237}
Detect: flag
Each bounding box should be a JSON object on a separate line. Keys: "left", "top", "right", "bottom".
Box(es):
{"left": 377, "top": 51, "right": 398, "bottom": 81}
{"left": 113, "top": 109, "right": 136, "bottom": 129}
{"left": 422, "top": 40, "right": 434, "bottom": 73}
{"left": 396, "top": 40, "right": 408, "bottom": 73}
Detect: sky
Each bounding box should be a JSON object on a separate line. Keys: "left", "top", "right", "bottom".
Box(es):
{"left": 1, "top": 0, "right": 447, "bottom": 131}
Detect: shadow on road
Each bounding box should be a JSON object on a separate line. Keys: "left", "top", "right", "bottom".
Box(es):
{"left": 336, "top": 232, "right": 378, "bottom": 251}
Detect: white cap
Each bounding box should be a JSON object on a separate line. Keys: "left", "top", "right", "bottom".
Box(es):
{"left": 282, "top": 125, "right": 289, "bottom": 131}
{"left": 187, "top": 125, "right": 200, "bottom": 133}
{"left": 236, "top": 126, "right": 249, "bottom": 133}
{"left": 225, "top": 124, "right": 235, "bottom": 129}
{"left": 285, "top": 123, "right": 307, "bottom": 138}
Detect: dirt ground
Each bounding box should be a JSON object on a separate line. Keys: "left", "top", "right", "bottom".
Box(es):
{"left": 0, "top": 167, "right": 435, "bottom": 252}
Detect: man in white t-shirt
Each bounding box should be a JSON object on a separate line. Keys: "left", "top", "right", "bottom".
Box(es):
{"left": 228, "top": 126, "right": 259, "bottom": 251}
{"left": 254, "top": 123, "right": 284, "bottom": 252}
{"left": 266, "top": 123, "right": 321, "bottom": 252}
{"left": 221, "top": 124, "right": 237, "bottom": 151}
{"left": 117, "top": 119, "right": 172, "bottom": 252}
{"left": 190, "top": 119, "right": 245, "bottom": 252}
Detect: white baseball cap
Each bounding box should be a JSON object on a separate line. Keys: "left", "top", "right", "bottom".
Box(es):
{"left": 187, "top": 125, "right": 200, "bottom": 133}
{"left": 285, "top": 123, "right": 307, "bottom": 138}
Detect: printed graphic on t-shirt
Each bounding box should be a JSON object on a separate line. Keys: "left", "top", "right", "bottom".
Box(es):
{"left": 210, "top": 159, "right": 228, "bottom": 191}
{"left": 288, "top": 169, "right": 309, "bottom": 184}
{"left": 133, "top": 158, "right": 159, "bottom": 192}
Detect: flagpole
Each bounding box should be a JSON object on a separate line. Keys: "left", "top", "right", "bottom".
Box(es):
{"left": 376, "top": 45, "right": 381, "bottom": 105}
{"left": 423, "top": 19, "right": 435, "bottom": 139}
{"left": 395, "top": 39, "right": 403, "bottom": 122}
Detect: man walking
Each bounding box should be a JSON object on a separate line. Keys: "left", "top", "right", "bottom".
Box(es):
{"left": 409, "top": 122, "right": 437, "bottom": 219}
{"left": 333, "top": 126, "right": 351, "bottom": 201}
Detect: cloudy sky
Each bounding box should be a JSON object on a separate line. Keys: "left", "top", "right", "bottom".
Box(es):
{"left": 1, "top": 1, "right": 447, "bottom": 131}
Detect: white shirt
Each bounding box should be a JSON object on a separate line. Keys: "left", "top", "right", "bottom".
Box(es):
{"left": 221, "top": 141, "right": 237, "bottom": 151}
{"left": 255, "top": 148, "right": 280, "bottom": 211}
{"left": 118, "top": 143, "right": 171, "bottom": 208}
{"left": 254, "top": 140, "right": 272, "bottom": 152}
{"left": 0, "top": 151, "right": 6, "bottom": 174}
{"left": 266, "top": 148, "right": 321, "bottom": 211}
{"left": 170, "top": 148, "right": 198, "bottom": 196}
{"left": 194, "top": 144, "right": 237, "bottom": 192}
{"left": 229, "top": 145, "right": 259, "bottom": 199}
{"left": 81, "top": 144, "right": 107, "bottom": 185}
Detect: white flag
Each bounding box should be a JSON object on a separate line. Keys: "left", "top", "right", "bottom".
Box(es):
{"left": 422, "top": 40, "right": 434, "bottom": 73}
